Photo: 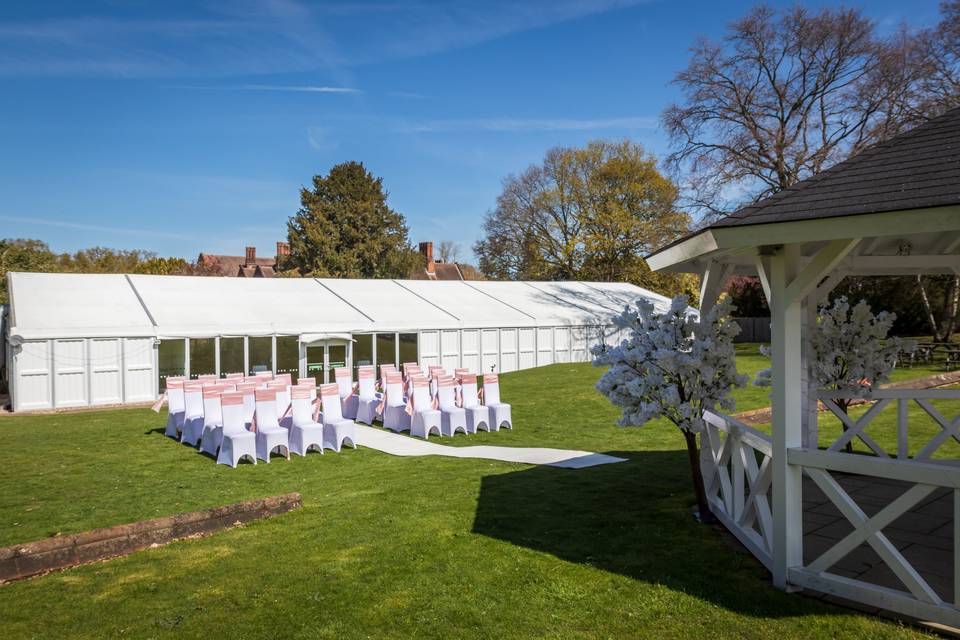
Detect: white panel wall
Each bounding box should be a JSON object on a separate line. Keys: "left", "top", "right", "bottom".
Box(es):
{"left": 14, "top": 340, "right": 52, "bottom": 410}
{"left": 124, "top": 338, "right": 156, "bottom": 402}
{"left": 481, "top": 329, "right": 499, "bottom": 373}
{"left": 571, "top": 326, "right": 589, "bottom": 362}
{"left": 536, "top": 327, "right": 554, "bottom": 366}
{"left": 89, "top": 338, "right": 122, "bottom": 405}
{"left": 440, "top": 330, "right": 460, "bottom": 371}
{"left": 518, "top": 328, "right": 536, "bottom": 370}
{"left": 500, "top": 328, "right": 518, "bottom": 373}
{"left": 554, "top": 327, "right": 571, "bottom": 363}
{"left": 461, "top": 330, "right": 480, "bottom": 373}
{"left": 419, "top": 330, "right": 440, "bottom": 367}
{"left": 53, "top": 339, "right": 87, "bottom": 408}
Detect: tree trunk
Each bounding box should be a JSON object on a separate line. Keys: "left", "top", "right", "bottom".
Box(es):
{"left": 917, "top": 275, "right": 943, "bottom": 341}
{"left": 683, "top": 429, "right": 716, "bottom": 524}
{"left": 944, "top": 275, "right": 959, "bottom": 342}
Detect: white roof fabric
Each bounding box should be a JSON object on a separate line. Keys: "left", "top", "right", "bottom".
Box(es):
{"left": 6, "top": 273, "right": 154, "bottom": 340}
{"left": 6, "top": 272, "right": 670, "bottom": 340}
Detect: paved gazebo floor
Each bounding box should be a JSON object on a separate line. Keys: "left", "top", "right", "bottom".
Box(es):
{"left": 802, "top": 472, "right": 954, "bottom": 603}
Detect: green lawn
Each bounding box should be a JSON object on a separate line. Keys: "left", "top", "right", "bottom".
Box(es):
{"left": 0, "top": 349, "right": 945, "bottom": 639}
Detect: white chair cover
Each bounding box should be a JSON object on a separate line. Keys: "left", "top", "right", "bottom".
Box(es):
{"left": 460, "top": 375, "right": 491, "bottom": 433}
{"left": 288, "top": 386, "right": 325, "bottom": 456}
{"left": 437, "top": 376, "right": 467, "bottom": 437}
{"left": 163, "top": 378, "right": 186, "bottom": 438}
{"left": 483, "top": 373, "right": 512, "bottom": 430}
{"left": 269, "top": 381, "right": 292, "bottom": 429}
{"left": 253, "top": 388, "right": 289, "bottom": 462}
{"left": 410, "top": 376, "right": 441, "bottom": 439}
{"left": 217, "top": 392, "right": 256, "bottom": 467}
{"left": 355, "top": 367, "right": 378, "bottom": 425}
{"left": 335, "top": 367, "right": 358, "bottom": 420}
{"left": 382, "top": 372, "right": 410, "bottom": 432}
{"left": 199, "top": 387, "right": 225, "bottom": 456}
{"left": 236, "top": 382, "right": 258, "bottom": 430}
{"left": 180, "top": 381, "right": 206, "bottom": 446}
{"left": 320, "top": 383, "right": 357, "bottom": 452}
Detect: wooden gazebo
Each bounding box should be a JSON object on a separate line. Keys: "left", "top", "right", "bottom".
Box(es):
{"left": 647, "top": 107, "right": 960, "bottom": 626}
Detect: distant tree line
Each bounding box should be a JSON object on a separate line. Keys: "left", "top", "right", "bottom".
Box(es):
{"left": 0, "top": 239, "right": 216, "bottom": 304}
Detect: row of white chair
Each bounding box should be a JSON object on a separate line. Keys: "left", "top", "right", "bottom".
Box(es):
{"left": 162, "top": 375, "right": 356, "bottom": 467}
{"left": 348, "top": 363, "right": 512, "bottom": 439}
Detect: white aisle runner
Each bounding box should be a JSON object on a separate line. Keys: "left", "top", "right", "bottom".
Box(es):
{"left": 352, "top": 425, "right": 626, "bottom": 469}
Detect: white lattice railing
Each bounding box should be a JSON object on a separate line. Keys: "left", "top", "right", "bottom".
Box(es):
{"left": 787, "top": 448, "right": 960, "bottom": 627}
{"left": 818, "top": 388, "right": 960, "bottom": 460}
{"left": 701, "top": 410, "right": 774, "bottom": 570}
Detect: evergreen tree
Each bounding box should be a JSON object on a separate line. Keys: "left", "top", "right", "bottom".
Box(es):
{"left": 286, "top": 162, "right": 421, "bottom": 278}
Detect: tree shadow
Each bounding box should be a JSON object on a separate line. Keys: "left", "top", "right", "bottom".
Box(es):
{"left": 472, "top": 450, "right": 842, "bottom": 620}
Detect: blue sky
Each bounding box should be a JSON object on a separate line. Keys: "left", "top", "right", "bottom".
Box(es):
{"left": 0, "top": 0, "right": 944, "bottom": 263}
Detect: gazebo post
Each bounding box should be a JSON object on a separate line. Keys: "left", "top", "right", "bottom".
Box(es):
{"left": 768, "top": 244, "right": 804, "bottom": 589}
{"left": 800, "top": 294, "right": 818, "bottom": 449}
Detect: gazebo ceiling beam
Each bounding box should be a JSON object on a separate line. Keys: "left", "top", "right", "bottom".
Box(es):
{"left": 783, "top": 239, "right": 861, "bottom": 307}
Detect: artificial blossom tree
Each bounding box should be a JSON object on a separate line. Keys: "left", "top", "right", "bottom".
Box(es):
{"left": 592, "top": 296, "right": 747, "bottom": 522}
{"left": 755, "top": 297, "right": 914, "bottom": 452}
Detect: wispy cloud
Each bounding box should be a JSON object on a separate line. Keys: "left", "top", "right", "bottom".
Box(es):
{"left": 0, "top": 0, "right": 652, "bottom": 77}
{"left": 395, "top": 116, "right": 658, "bottom": 134}
{"left": 306, "top": 126, "right": 337, "bottom": 152}
{"left": 0, "top": 214, "right": 188, "bottom": 240}
{"left": 171, "top": 84, "right": 360, "bottom": 93}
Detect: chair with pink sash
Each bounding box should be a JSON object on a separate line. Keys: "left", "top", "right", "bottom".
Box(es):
{"left": 428, "top": 365, "right": 446, "bottom": 397}
{"left": 276, "top": 372, "right": 293, "bottom": 386}
{"left": 454, "top": 368, "right": 469, "bottom": 382}
{"left": 319, "top": 383, "right": 357, "bottom": 452}
{"left": 254, "top": 371, "right": 274, "bottom": 381}
{"left": 253, "top": 388, "right": 290, "bottom": 462}
{"left": 269, "top": 380, "right": 292, "bottom": 429}
{"left": 217, "top": 392, "right": 257, "bottom": 467}
{"left": 289, "top": 385, "right": 325, "bottom": 456}
{"left": 224, "top": 372, "right": 244, "bottom": 380}
{"left": 355, "top": 366, "right": 378, "bottom": 425}
{"left": 410, "top": 375, "right": 442, "bottom": 439}
{"left": 483, "top": 373, "right": 512, "bottom": 430}
{"left": 163, "top": 378, "right": 186, "bottom": 439}
{"left": 334, "top": 367, "right": 357, "bottom": 419}
{"left": 199, "top": 386, "right": 225, "bottom": 456}
{"left": 437, "top": 375, "right": 467, "bottom": 437}
{"left": 236, "top": 382, "right": 258, "bottom": 430}
{"left": 197, "top": 374, "right": 218, "bottom": 383}
{"left": 460, "top": 374, "right": 490, "bottom": 433}
{"left": 382, "top": 372, "right": 410, "bottom": 432}
{"left": 180, "top": 381, "right": 206, "bottom": 446}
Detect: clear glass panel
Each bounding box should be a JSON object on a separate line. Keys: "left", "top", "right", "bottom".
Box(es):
{"left": 276, "top": 336, "right": 299, "bottom": 384}
{"left": 189, "top": 338, "right": 215, "bottom": 379}
{"left": 158, "top": 339, "right": 185, "bottom": 391}
{"left": 248, "top": 336, "right": 273, "bottom": 375}
{"left": 376, "top": 333, "right": 396, "bottom": 370}
{"left": 328, "top": 344, "right": 347, "bottom": 382}
{"left": 399, "top": 333, "right": 418, "bottom": 367}
{"left": 306, "top": 345, "right": 325, "bottom": 384}
{"left": 219, "top": 337, "right": 244, "bottom": 377}
{"left": 353, "top": 334, "right": 373, "bottom": 375}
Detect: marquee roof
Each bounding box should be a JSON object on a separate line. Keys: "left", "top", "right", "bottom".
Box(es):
{"left": 5, "top": 272, "right": 665, "bottom": 341}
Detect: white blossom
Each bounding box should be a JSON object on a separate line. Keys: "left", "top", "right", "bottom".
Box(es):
{"left": 592, "top": 295, "right": 748, "bottom": 433}
{"left": 753, "top": 297, "right": 915, "bottom": 400}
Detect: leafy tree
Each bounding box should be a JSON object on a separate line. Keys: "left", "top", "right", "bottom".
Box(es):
{"left": 724, "top": 276, "right": 769, "bottom": 317}
{"left": 286, "top": 162, "right": 421, "bottom": 278}
{"left": 0, "top": 239, "right": 58, "bottom": 303}
{"left": 663, "top": 3, "right": 960, "bottom": 220}
{"left": 593, "top": 296, "right": 747, "bottom": 522}
{"left": 474, "top": 140, "right": 696, "bottom": 297}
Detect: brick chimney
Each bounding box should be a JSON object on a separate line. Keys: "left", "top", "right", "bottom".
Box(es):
{"left": 275, "top": 241, "right": 290, "bottom": 259}
{"left": 245, "top": 246, "right": 256, "bottom": 266}
{"left": 419, "top": 241, "right": 434, "bottom": 274}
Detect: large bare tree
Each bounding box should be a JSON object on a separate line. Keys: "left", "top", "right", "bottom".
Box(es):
{"left": 663, "top": 4, "right": 960, "bottom": 220}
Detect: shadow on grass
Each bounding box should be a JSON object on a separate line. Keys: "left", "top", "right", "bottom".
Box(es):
{"left": 472, "top": 450, "right": 837, "bottom": 620}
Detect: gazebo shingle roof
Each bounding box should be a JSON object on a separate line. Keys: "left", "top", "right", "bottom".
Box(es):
{"left": 712, "top": 106, "right": 960, "bottom": 228}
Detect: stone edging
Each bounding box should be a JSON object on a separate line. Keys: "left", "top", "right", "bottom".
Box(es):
{"left": 0, "top": 492, "right": 302, "bottom": 583}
